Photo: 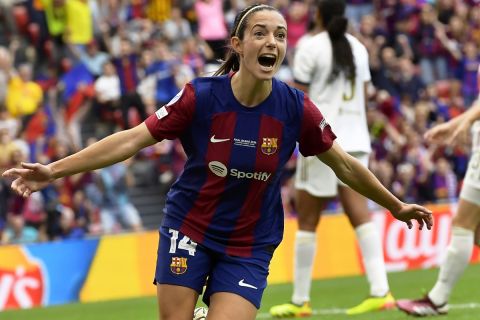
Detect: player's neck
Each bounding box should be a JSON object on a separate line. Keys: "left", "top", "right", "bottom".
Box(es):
{"left": 230, "top": 72, "right": 272, "bottom": 108}
{"left": 316, "top": 25, "right": 325, "bottom": 33}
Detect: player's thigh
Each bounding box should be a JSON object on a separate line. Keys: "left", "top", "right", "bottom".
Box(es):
{"left": 338, "top": 186, "right": 370, "bottom": 227}
{"left": 294, "top": 189, "right": 327, "bottom": 230}
{"left": 207, "top": 292, "right": 257, "bottom": 320}
{"left": 457, "top": 153, "right": 480, "bottom": 227}
{"left": 456, "top": 188, "right": 480, "bottom": 231}
{"left": 202, "top": 250, "right": 272, "bottom": 316}
{"left": 294, "top": 155, "right": 335, "bottom": 229}
{"left": 156, "top": 284, "right": 198, "bottom": 320}
{"left": 462, "top": 153, "right": 480, "bottom": 244}
{"left": 154, "top": 227, "right": 211, "bottom": 319}
{"left": 338, "top": 152, "right": 370, "bottom": 227}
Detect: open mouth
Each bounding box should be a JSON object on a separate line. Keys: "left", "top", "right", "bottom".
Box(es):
{"left": 258, "top": 54, "right": 277, "bottom": 70}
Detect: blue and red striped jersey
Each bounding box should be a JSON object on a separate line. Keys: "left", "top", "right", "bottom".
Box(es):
{"left": 145, "top": 75, "right": 336, "bottom": 257}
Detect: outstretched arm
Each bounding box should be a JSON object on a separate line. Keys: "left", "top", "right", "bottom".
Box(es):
{"left": 317, "top": 142, "right": 433, "bottom": 229}
{"left": 3, "top": 123, "right": 157, "bottom": 196}
{"left": 49, "top": 123, "right": 156, "bottom": 177}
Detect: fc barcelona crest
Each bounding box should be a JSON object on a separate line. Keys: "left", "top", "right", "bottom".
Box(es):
{"left": 170, "top": 257, "right": 188, "bottom": 275}
{"left": 261, "top": 138, "right": 278, "bottom": 155}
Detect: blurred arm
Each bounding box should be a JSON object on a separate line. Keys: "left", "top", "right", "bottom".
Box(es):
{"left": 454, "top": 98, "right": 480, "bottom": 126}
{"left": 49, "top": 123, "right": 157, "bottom": 179}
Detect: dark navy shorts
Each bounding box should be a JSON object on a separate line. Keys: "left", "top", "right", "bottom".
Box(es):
{"left": 154, "top": 227, "right": 273, "bottom": 309}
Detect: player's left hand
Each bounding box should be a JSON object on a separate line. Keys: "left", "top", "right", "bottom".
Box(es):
{"left": 391, "top": 204, "right": 433, "bottom": 230}
{"left": 2, "top": 162, "right": 54, "bottom": 197}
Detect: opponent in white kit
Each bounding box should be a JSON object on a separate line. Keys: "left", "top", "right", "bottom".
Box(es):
{"left": 397, "top": 66, "right": 480, "bottom": 317}
{"left": 270, "top": 0, "right": 394, "bottom": 317}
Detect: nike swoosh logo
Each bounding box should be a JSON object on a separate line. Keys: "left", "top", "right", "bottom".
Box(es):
{"left": 238, "top": 279, "right": 258, "bottom": 289}
{"left": 210, "top": 135, "right": 230, "bottom": 143}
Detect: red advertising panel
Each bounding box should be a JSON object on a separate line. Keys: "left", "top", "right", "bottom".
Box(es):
{"left": 371, "top": 204, "right": 480, "bottom": 272}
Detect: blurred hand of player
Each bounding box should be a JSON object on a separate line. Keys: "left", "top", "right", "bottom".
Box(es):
{"left": 2, "top": 162, "right": 54, "bottom": 197}
{"left": 424, "top": 120, "right": 469, "bottom": 147}
{"left": 391, "top": 203, "right": 433, "bottom": 230}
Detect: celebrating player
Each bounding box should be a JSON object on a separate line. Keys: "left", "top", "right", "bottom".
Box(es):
{"left": 3, "top": 4, "right": 432, "bottom": 320}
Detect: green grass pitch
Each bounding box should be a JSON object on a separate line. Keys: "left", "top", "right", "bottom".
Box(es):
{"left": 2, "top": 264, "right": 479, "bottom": 320}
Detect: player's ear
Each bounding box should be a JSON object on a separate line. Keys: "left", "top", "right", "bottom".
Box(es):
{"left": 231, "top": 36, "right": 243, "bottom": 55}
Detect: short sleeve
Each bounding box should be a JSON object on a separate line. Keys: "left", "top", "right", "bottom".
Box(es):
{"left": 358, "top": 42, "right": 371, "bottom": 83}
{"left": 298, "top": 95, "right": 336, "bottom": 156}
{"left": 144, "top": 83, "right": 196, "bottom": 141}
{"left": 293, "top": 39, "right": 315, "bottom": 85}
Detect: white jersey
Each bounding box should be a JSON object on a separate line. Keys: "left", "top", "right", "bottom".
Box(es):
{"left": 471, "top": 121, "right": 480, "bottom": 153}
{"left": 459, "top": 66, "right": 480, "bottom": 195}
{"left": 464, "top": 120, "right": 480, "bottom": 191}
{"left": 472, "top": 66, "right": 480, "bottom": 154}
{"left": 293, "top": 32, "right": 371, "bottom": 153}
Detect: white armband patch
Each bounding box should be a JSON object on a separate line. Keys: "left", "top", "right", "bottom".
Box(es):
{"left": 155, "top": 106, "right": 168, "bottom": 120}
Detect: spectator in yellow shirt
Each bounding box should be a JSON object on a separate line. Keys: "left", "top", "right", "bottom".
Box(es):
{"left": 65, "top": 0, "right": 93, "bottom": 46}
{"left": 5, "top": 63, "right": 43, "bottom": 123}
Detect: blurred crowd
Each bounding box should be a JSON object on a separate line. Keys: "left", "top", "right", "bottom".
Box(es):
{"left": 0, "top": 0, "right": 478, "bottom": 245}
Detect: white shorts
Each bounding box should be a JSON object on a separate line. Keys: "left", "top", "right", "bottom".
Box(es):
{"left": 460, "top": 150, "right": 480, "bottom": 206}
{"left": 295, "top": 152, "right": 369, "bottom": 197}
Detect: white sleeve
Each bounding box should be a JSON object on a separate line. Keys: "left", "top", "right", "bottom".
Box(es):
{"left": 357, "top": 42, "right": 371, "bottom": 83}
{"left": 293, "top": 40, "right": 316, "bottom": 84}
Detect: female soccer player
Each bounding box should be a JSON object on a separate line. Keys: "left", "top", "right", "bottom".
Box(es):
{"left": 271, "top": 0, "right": 394, "bottom": 317}
{"left": 397, "top": 79, "right": 480, "bottom": 317}
{"left": 3, "top": 4, "right": 432, "bottom": 320}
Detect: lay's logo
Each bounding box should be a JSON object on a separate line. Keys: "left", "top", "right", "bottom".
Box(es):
{"left": 0, "top": 247, "right": 45, "bottom": 310}
{"left": 368, "top": 205, "right": 480, "bottom": 271}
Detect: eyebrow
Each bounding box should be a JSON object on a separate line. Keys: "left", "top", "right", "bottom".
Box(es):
{"left": 252, "top": 23, "right": 287, "bottom": 31}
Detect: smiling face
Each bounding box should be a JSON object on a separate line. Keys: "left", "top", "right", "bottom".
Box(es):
{"left": 232, "top": 9, "right": 287, "bottom": 81}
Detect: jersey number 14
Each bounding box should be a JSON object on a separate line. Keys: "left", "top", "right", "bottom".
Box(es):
{"left": 168, "top": 228, "right": 198, "bottom": 256}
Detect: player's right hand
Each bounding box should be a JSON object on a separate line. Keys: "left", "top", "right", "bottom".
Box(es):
{"left": 424, "top": 122, "right": 454, "bottom": 144}
{"left": 2, "top": 162, "right": 54, "bottom": 197}
{"left": 424, "top": 120, "right": 469, "bottom": 146}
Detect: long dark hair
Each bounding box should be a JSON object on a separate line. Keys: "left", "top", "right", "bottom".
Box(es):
{"left": 214, "top": 4, "right": 277, "bottom": 76}
{"left": 317, "top": 0, "right": 355, "bottom": 82}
